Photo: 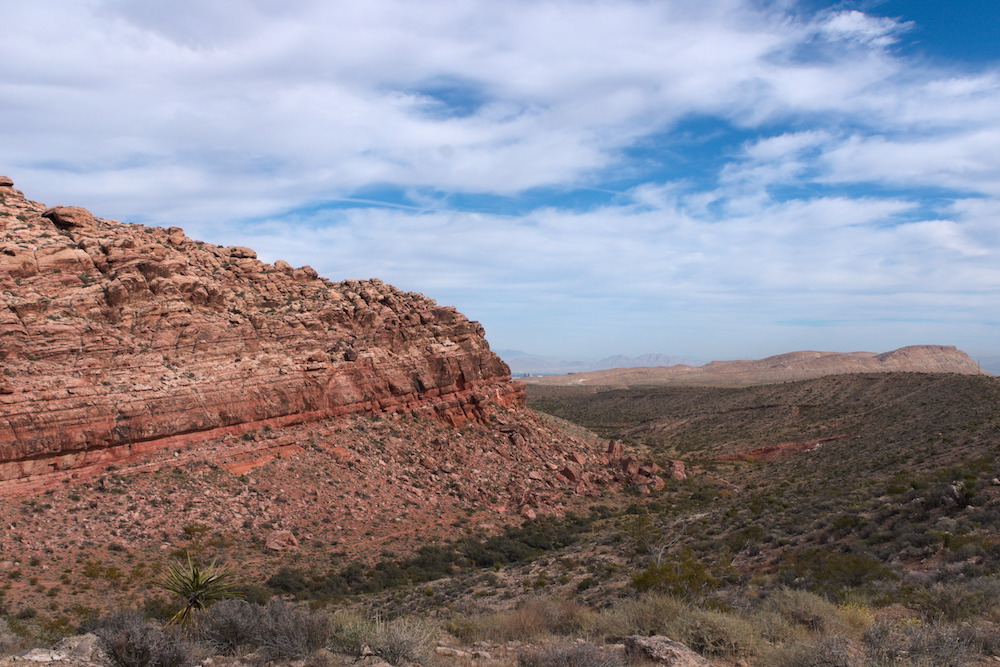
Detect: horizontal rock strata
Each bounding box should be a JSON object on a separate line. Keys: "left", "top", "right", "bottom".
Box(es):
{"left": 0, "top": 177, "right": 522, "bottom": 482}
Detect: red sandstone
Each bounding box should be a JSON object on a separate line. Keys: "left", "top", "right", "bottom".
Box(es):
{"left": 0, "top": 177, "right": 522, "bottom": 485}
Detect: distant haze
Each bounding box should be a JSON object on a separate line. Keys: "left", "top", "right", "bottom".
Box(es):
{"left": 498, "top": 351, "right": 705, "bottom": 377}
{"left": 523, "top": 345, "right": 991, "bottom": 387}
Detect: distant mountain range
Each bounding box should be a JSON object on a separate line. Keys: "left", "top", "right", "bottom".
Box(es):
{"left": 495, "top": 350, "right": 705, "bottom": 377}
{"left": 522, "top": 345, "right": 991, "bottom": 387}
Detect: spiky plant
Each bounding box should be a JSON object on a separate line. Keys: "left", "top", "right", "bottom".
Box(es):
{"left": 157, "top": 553, "right": 239, "bottom": 626}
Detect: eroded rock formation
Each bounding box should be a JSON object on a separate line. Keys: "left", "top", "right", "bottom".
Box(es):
{"left": 0, "top": 177, "right": 522, "bottom": 482}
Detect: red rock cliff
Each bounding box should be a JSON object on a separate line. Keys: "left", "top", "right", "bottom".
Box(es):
{"left": 0, "top": 177, "right": 523, "bottom": 481}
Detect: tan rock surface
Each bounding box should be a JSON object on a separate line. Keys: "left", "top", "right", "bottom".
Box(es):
{"left": 0, "top": 178, "right": 522, "bottom": 485}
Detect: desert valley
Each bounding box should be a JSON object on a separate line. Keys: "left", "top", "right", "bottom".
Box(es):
{"left": 2, "top": 176, "right": 1000, "bottom": 666}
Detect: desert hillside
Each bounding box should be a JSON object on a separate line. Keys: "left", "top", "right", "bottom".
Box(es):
{"left": 0, "top": 177, "right": 655, "bottom": 623}
{"left": 525, "top": 345, "right": 988, "bottom": 387}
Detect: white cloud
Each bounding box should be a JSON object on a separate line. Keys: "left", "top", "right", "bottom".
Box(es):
{"left": 819, "top": 9, "right": 910, "bottom": 47}
{"left": 2, "top": 0, "right": 998, "bottom": 358}
{"left": 0, "top": 0, "right": 904, "bottom": 214}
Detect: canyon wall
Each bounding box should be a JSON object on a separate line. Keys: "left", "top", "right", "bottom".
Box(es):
{"left": 0, "top": 177, "right": 522, "bottom": 481}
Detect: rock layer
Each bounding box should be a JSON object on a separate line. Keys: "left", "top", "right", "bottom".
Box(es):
{"left": 0, "top": 177, "right": 522, "bottom": 482}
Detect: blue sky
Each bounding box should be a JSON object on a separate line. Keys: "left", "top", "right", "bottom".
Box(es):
{"left": 3, "top": 0, "right": 998, "bottom": 362}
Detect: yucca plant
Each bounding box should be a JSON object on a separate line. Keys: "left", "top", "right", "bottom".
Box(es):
{"left": 157, "top": 553, "right": 240, "bottom": 627}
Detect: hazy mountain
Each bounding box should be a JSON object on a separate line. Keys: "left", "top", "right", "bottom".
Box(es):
{"left": 496, "top": 349, "right": 704, "bottom": 376}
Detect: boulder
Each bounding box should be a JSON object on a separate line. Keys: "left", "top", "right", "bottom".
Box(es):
{"left": 624, "top": 635, "right": 710, "bottom": 665}
{"left": 607, "top": 440, "right": 624, "bottom": 459}
{"left": 561, "top": 464, "right": 582, "bottom": 484}
{"left": 265, "top": 530, "right": 299, "bottom": 551}
{"left": 42, "top": 206, "right": 98, "bottom": 232}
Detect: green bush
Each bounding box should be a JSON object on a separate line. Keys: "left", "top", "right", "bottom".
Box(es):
{"left": 157, "top": 555, "right": 238, "bottom": 626}
{"left": 589, "top": 594, "right": 687, "bottom": 638}
{"left": 327, "top": 611, "right": 376, "bottom": 656}
{"left": 670, "top": 607, "right": 759, "bottom": 658}
{"left": 760, "top": 588, "right": 848, "bottom": 634}
{"left": 777, "top": 548, "right": 897, "bottom": 600}
{"left": 631, "top": 548, "right": 731, "bottom": 600}
{"left": 265, "top": 568, "right": 307, "bottom": 594}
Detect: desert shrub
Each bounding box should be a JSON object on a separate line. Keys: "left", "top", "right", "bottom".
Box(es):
{"left": 761, "top": 588, "right": 848, "bottom": 634}
{"left": 255, "top": 599, "right": 330, "bottom": 661}
{"left": 631, "top": 548, "right": 732, "bottom": 600}
{"left": 911, "top": 578, "right": 1000, "bottom": 622}
{"left": 862, "top": 618, "right": 981, "bottom": 666}
{"left": 759, "top": 636, "right": 857, "bottom": 667}
{"left": 327, "top": 611, "right": 376, "bottom": 656}
{"left": 367, "top": 616, "right": 438, "bottom": 666}
{"left": 444, "top": 615, "right": 487, "bottom": 643}
{"left": 266, "top": 567, "right": 307, "bottom": 594}
{"left": 234, "top": 584, "right": 272, "bottom": 605}
{"left": 157, "top": 555, "right": 238, "bottom": 626}
{"left": 196, "top": 600, "right": 261, "bottom": 655}
{"left": 751, "top": 611, "right": 807, "bottom": 645}
{"left": 93, "top": 612, "right": 194, "bottom": 667}
{"left": 669, "top": 607, "right": 759, "bottom": 658}
{"left": 836, "top": 602, "right": 875, "bottom": 633}
{"left": 518, "top": 641, "right": 624, "bottom": 667}
{"left": 487, "top": 597, "right": 593, "bottom": 641}
{"left": 196, "top": 599, "right": 328, "bottom": 660}
{"left": 777, "top": 548, "right": 897, "bottom": 600}
{"left": 0, "top": 618, "right": 22, "bottom": 656}
{"left": 589, "top": 594, "right": 687, "bottom": 639}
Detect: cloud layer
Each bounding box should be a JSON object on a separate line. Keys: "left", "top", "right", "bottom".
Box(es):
{"left": 3, "top": 0, "right": 998, "bottom": 359}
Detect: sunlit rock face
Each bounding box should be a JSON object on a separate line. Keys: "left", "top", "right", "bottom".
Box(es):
{"left": 0, "top": 177, "right": 522, "bottom": 482}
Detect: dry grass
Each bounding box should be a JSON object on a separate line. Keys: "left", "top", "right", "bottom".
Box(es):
{"left": 761, "top": 588, "right": 851, "bottom": 635}
{"left": 448, "top": 597, "right": 596, "bottom": 643}
{"left": 327, "top": 611, "right": 437, "bottom": 665}
{"left": 517, "top": 642, "right": 624, "bottom": 667}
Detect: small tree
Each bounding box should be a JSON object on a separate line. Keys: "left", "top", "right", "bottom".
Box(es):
{"left": 157, "top": 554, "right": 239, "bottom": 626}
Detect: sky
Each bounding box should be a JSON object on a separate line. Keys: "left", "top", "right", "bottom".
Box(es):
{"left": 2, "top": 0, "right": 999, "bottom": 362}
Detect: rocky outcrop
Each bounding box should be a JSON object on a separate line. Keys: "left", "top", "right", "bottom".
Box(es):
{"left": 0, "top": 177, "right": 522, "bottom": 483}
{"left": 624, "top": 635, "right": 711, "bottom": 665}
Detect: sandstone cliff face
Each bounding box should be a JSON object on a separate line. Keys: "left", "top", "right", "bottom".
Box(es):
{"left": 0, "top": 177, "right": 522, "bottom": 481}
